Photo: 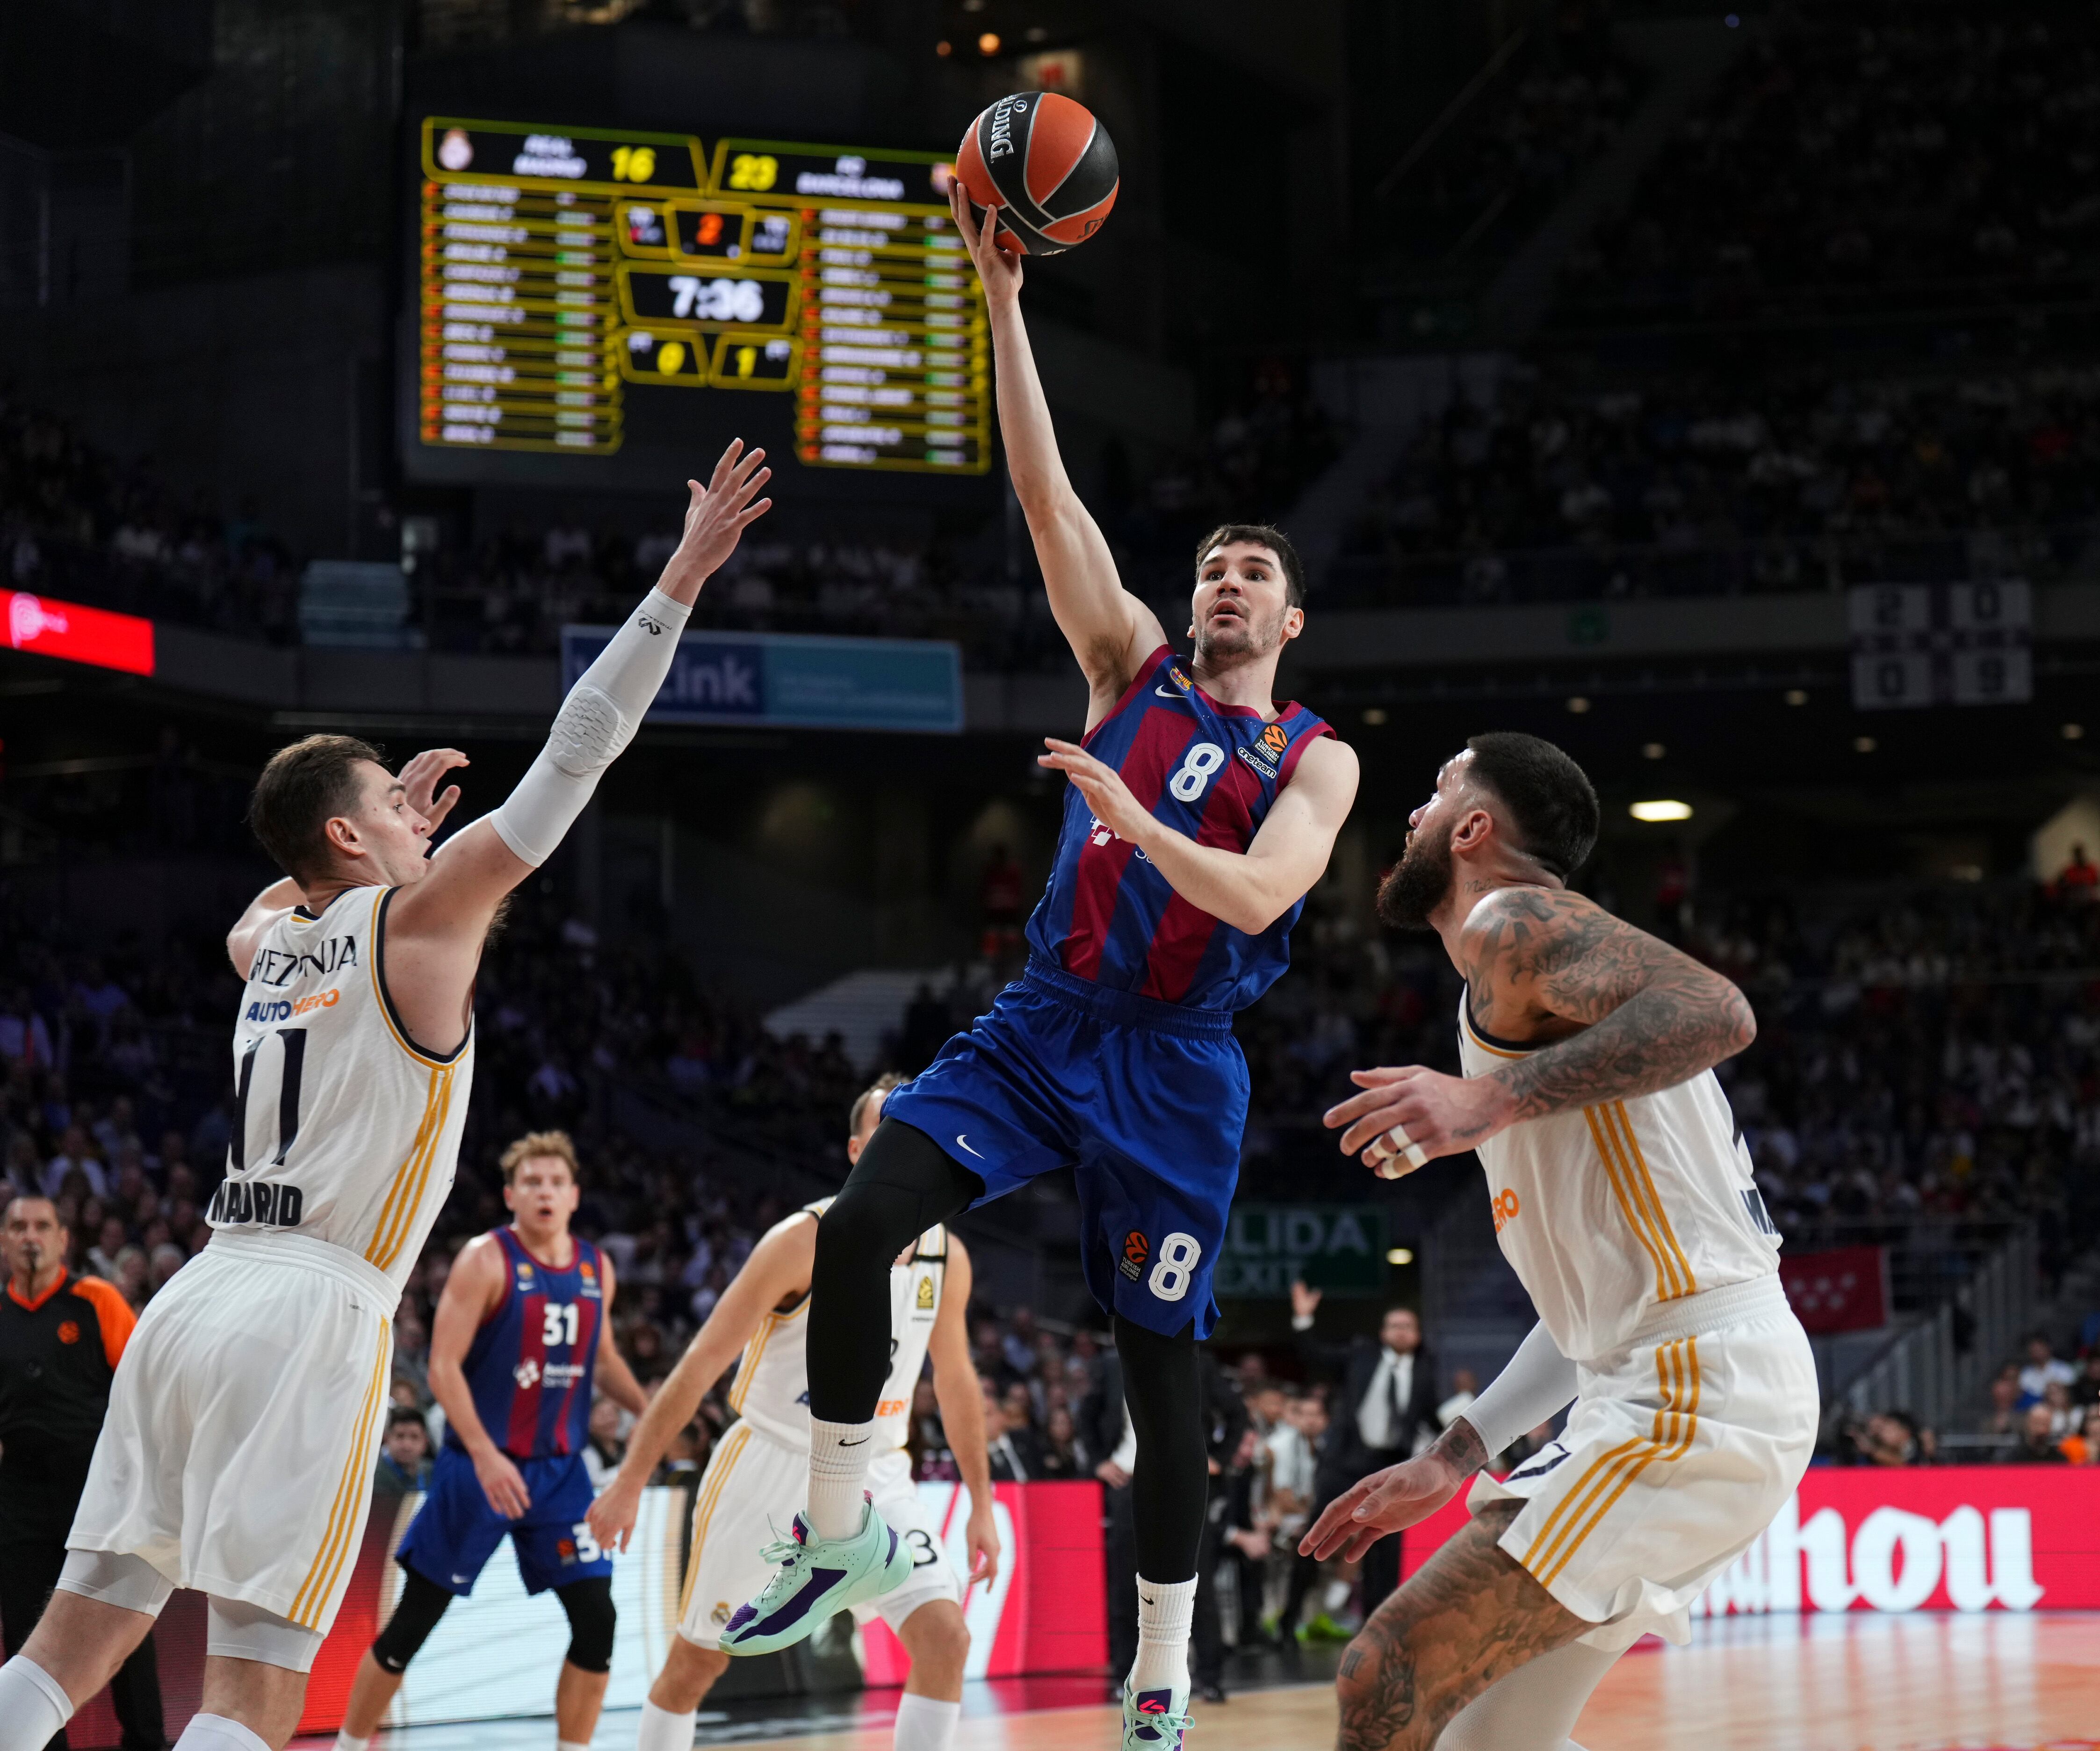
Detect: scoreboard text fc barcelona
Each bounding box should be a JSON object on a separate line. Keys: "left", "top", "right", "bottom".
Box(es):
{"left": 413, "top": 116, "right": 991, "bottom": 479}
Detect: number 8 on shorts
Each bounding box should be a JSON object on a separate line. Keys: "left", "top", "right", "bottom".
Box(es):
{"left": 1147, "top": 1232, "right": 1202, "bottom": 1302}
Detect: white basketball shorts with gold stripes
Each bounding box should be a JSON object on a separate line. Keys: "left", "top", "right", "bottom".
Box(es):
{"left": 1466, "top": 1273, "right": 1817, "bottom": 1650}
{"left": 67, "top": 1231, "right": 396, "bottom": 1634}
{"left": 674, "top": 1423, "right": 961, "bottom": 1650}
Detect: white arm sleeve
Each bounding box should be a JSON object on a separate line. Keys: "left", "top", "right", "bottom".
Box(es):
{"left": 486, "top": 586, "right": 691, "bottom": 867}
{"left": 1460, "top": 1320, "right": 1579, "bottom": 1458}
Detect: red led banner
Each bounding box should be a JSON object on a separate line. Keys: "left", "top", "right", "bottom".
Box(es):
{"left": 4, "top": 591, "right": 155, "bottom": 675}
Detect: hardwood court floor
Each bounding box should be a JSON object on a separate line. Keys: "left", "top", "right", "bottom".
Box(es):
{"left": 707, "top": 1614, "right": 2100, "bottom": 1751}
{"left": 327, "top": 1613, "right": 2100, "bottom": 1751}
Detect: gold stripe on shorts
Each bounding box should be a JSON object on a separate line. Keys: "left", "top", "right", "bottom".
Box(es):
{"left": 1520, "top": 1336, "right": 1702, "bottom": 1589}
{"left": 678, "top": 1423, "right": 754, "bottom": 1621}
{"left": 290, "top": 1315, "right": 391, "bottom": 1627}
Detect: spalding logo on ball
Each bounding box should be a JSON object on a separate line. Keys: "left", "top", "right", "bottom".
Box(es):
{"left": 956, "top": 91, "right": 1119, "bottom": 255}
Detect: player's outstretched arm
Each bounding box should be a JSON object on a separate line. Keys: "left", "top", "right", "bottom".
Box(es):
{"left": 585, "top": 1211, "right": 816, "bottom": 1554}
{"left": 592, "top": 1253, "right": 650, "bottom": 1418}
{"left": 428, "top": 1234, "right": 534, "bottom": 1519}
{"left": 381, "top": 443, "right": 772, "bottom": 1049}
{"left": 225, "top": 877, "right": 305, "bottom": 977}
{"left": 926, "top": 1236, "right": 1000, "bottom": 1585}
{"left": 1039, "top": 732, "right": 1359, "bottom": 935}
{"left": 1326, "top": 888, "right": 1755, "bottom": 1171}
{"left": 950, "top": 182, "right": 1164, "bottom": 717}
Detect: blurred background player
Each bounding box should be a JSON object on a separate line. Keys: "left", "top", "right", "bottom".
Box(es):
{"left": 587, "top": 1074, "right": 997, "bottom": 1751}
{"left": 1305, "top": 734, "right": 1817, "bottom": 1751}
{"left": 0, "top": 1196, "right": 162, "bottom": 1751}
{"left": 0, "top": 441, "right": 772, "bottom": 1751}
{"left": 332, "top": 1130, "right": 647, "bottom": 1751}
{"left": 712, "top": 178, "right": 1359, "bottom": 1751}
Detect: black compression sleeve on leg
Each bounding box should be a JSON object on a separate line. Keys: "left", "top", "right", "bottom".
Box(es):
{"left": 556, "top": 1575, "right": 617, "bottom": 1673}
{"left": 1113, "top": 1314, "right": 1207, "bottom": 1584}
{"left": 372, "top": 1568, "right": 455, "bottom": 1672}
{"left": 805, "top": 1117, "right": 982, "bottom": 1424}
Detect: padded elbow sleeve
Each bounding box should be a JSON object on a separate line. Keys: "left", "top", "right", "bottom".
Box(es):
{"left": 487, "top": 587, "right": 690, "bottom": 867}
{"left": 1464, "top": 1320, "right": 1580, "bottom": 1457}
{"left": 557, "top": 1575, "right": 617, "bottom": 1673}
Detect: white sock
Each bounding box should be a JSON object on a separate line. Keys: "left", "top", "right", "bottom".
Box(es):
{"left": 893, "top": 1692, "right": 960, "bottom": 1751}
{"left": 174, "top": 1715, "right": 271, "bottom": 1751}
{"left": 335, "top": 1734, "right": 372, "bottom": 1751}
{"left": 637, "top": 1698, "right": 698, "bottom": 1751}
{"left": 1128, "top": 1574, "right": 1196, "bottom": 1698}
{"left": 0, "top": 1657, "right": 73, "bottom": 1751}
{"left": 558, "top": 1741, "right": 591, "bottom": 1751}
{"left": 808, "top": 1417, "right": 877, "bottom": 1541}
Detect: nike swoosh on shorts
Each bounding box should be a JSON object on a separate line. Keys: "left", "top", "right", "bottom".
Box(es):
{"left": 956, "top": 1135, "right": 986, "bottom": 1158}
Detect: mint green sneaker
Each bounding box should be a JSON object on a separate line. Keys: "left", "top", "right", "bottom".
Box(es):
{"left": 718, "top": 1498, "right": 911, "bottom": 1656}
{"left": 1122, "top": 1682, "right": 1193, "bottom": 1751}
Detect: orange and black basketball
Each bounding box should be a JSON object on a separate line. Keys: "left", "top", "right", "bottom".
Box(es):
{"left": 956, "top": 91, "right": 1119, "bottom": 256}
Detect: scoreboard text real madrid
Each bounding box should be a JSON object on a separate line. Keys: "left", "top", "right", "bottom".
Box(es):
{"left": 417, "top": 116, "right": 991, "bottom": 476}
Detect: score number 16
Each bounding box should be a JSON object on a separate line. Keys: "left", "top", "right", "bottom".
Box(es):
{"left": 611, "top": 145, "right": 658, "bottom": 182}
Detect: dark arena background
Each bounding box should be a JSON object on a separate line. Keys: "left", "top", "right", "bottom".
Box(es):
{"left": 4, "top": 2, "right": 2100, "bottom": 1748}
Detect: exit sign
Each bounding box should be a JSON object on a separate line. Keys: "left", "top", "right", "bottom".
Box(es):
{"left": 1216, "top": 1203, "right": 1389, "bottom": 1298}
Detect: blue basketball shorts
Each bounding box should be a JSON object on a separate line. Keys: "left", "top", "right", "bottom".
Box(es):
{"left": 395, "top": 1445, "right": 612, "bottom": 1596}
{"left": 882, "top": 957, "right": 1248, "bottom": 1340}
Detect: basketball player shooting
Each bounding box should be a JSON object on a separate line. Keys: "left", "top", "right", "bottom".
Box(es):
{"left": 1302, "top": 734, "right": 1818, "bottom": 1751}
{"left": 713, "top": 178, "right": 1358, "bottom": 1751}
{"left": 585, "top": 1075, "right": 996, "bottom": 1751}
{"left": 0, "top": 440, "right": 771, "bottom": 1751}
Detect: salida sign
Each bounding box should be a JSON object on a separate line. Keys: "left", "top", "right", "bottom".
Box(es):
{"left": 1403, "top": 1468, "right": 2100, "bottom": 1614}
{"left": 1217, "top": 1203, "right": 1387, "bottom": 1297}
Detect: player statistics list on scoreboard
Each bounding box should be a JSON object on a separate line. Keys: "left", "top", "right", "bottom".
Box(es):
{"left": 417, "top": 117, "right": 990, "bottom": 475}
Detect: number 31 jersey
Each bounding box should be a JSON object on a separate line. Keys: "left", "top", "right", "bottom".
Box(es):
{"left": 1025, "top": 644, "right": 1334, "bottom": 1012}
{"left": 455, "top": 1226, "right": 604, "bottom": 1460}
{"left": 208, "top": 884, "right": 475, "bottom": 1296}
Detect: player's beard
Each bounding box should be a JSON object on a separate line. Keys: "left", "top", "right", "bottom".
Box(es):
{"left": 1195, "top": 600, "right": 1285, "bottom": 664}
{"left": 1376, "top": 828, "right": 1455, "bottom": 930}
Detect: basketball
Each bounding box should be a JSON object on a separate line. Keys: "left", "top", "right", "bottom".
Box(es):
{"left": 955, "top": 90, "right": 1119, "bottom": 255}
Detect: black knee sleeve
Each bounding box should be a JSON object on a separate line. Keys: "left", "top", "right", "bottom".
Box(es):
{"left": 1113, "top": 1314, "right": 1206, "bottom": 1584}
{"left": 372, "top": 1568, "right": 455, "bottom": 1673}
{"left": 556, "top": 1575, "right": 617, "bottom": 1674}
{"left": 806, "top": 1118, "right": 981, "bottom": 1423}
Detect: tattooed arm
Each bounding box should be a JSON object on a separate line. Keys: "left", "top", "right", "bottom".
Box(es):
{"left": 1326, "top": 885, "right": 1754, "bottom": 1169}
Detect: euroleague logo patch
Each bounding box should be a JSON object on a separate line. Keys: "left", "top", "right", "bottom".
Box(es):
{"left": 1262, "top": 722, "right": 1289, "bottom": 756}
{"left": 1119, "top": 1230, "right": 1149, "bottom": 1281}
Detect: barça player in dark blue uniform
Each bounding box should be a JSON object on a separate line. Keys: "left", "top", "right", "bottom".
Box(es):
{"left": 718, "top": 181, "right": 1358, "bottom": 1751}
{"left": 333, "top": 1132, "right": 648, "bottom": 1751}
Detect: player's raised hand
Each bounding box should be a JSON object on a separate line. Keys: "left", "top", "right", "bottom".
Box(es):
{"left": 471, "top": 1445, "right": 533, "bottom": 1520}
{"left": 950, "top": 179, "right": 1023, "bottom": 305}
{"left": 398, "top": 747, "right": 468, "bottom": 838}
{"left": 1039, "top": 738, "right": 1152, "bottom": 845}
{"left": 660, "top": 439, "right": 773, "bottom": 601}
{"left": 586, "top": 1471, "right": 644, "bottom": 1556}
{"left": 1290, "top": 1279, "right": 1322, "bottom": 1323}
{"left": 1324, "top": 1064, "right": 1515, "bottom": 1176}
{"left": 1299, "top": 1448, "right": 1471, "bottom": 1564}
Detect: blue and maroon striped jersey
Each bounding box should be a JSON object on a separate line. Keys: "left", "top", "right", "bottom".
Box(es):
{"left": 452, "top": 1226, "right": 604, "bottom": 1461}
{"left": 1024, "top": 645, "right": 1336, "bottom": 1011}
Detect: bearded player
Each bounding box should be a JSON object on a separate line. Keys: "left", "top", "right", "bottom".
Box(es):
{"left": 713, "top": 181, "right": 1359, "bottom": 1751}
{"left": 586, "top": 1075, "right": 997, "bottom": 1751}
{"left": 1305, "top": 733, "right": 1816, "bottom": 1751}
{"left": 332, "top": 1131, "right": 649, "bottom": 1751}
{"left": 0, "top": 440, "right": 771, "bottom": 1751}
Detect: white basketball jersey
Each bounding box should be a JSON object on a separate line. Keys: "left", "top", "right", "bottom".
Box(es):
{"left": 207, "top": 885, "right": 475, "bottom": 1301}
{"left": 726, "top": 1199, "right": 947, "bottom": 1454}
{"left": 1456, "top": 991, "right": 1778, "bottom": 1362}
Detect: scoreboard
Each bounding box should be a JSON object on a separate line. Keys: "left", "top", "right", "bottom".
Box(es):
{"left": 415, "top": 116, "right": 990, "bottom": 478}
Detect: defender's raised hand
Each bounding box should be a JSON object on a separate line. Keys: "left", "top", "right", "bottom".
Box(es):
{"left": 661, "top": 439, "right": 773, "bottom": 599}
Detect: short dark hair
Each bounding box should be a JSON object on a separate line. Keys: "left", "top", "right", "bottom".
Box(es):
{"left": 1464, "top": 732, "right": 1600, "bottom": 880}
{"left": 849, "top": 1072, "right": 905, "bottom": 1138}
{"left": 1195, "top": 523, "right": 1305, "bottom": 608}
{"left": 386, "top": 1405, "right": 427, "bottom": 1431}
{"left": 248, "top": 734, "right": 386, "bottom": 883}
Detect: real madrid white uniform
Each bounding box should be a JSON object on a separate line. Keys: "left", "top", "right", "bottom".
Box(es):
{"left": 1455, "top": 993, "right": 1818, "bottom": 1650}
{"left": 677, "top": 1201, "right": 963, "bottom": 1648}
{"left": 70, "top": 885, "right": 472, "bottom": 1631}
